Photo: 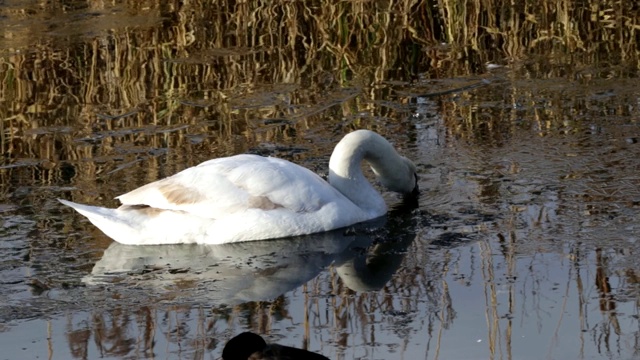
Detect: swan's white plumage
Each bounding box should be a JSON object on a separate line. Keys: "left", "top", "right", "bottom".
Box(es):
{"left": 59, "top": 130, "right": 417, "bottom": 245}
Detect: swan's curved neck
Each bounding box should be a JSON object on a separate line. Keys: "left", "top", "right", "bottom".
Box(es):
{"left": 328, "top": 130, "right": 405, "bottom": 216}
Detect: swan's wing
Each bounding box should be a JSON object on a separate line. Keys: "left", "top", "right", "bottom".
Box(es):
{"left": 116, "top": 154, "right": 342, "bottom": 218}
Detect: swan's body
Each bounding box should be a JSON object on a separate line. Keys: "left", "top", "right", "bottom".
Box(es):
{"left": 60, "top": 130, "right": 417, "bottom": 245}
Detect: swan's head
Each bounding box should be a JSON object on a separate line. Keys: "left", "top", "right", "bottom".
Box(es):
{"left": 375, "top": 156, "right": 419, "bottom": 196}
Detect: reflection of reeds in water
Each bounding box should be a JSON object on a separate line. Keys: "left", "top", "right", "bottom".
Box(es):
{"left": 475, "top": 222, "right": 640, "bottom": 359}
{"left": 57, "top": 237, "right": 638, "bottom": 359}
{"left": 2, "top": 0, "right": 638, "bottom": 174}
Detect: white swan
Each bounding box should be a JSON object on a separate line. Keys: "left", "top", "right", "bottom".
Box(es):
{"left": 59, "top": 129, "right": 418, "bottom": 245}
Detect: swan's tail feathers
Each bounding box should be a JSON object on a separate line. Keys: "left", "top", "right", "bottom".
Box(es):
{"left": 58, "top": 199, "right": 114, "bottom": 220}
{"left": 58, "top": 199, "right": 135, "bottom": 244}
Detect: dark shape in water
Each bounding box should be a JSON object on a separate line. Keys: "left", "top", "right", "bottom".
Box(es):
{"left": 222, "top": 332, "right": 329, "bottom": 360}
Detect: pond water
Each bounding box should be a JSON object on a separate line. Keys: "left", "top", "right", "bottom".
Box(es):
{"left": 1, "top": 1, "right": 640, "bottom": 360}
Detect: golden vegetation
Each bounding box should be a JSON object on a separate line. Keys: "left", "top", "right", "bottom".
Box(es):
{"left": 1, "top": 0, "right": 637, "bottom": 181}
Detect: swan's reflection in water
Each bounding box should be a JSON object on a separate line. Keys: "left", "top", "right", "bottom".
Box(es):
{"left": 334, "top": 233, "right": 415, "bottom": 292}
{"left": 85, "top": 230, "right": 358, "bottom": 304}
{"left": 69, "top": 202, "right": 422, "bottom": 359}
{"left": 83, "top": 202, "right": 419, "bottom": 305}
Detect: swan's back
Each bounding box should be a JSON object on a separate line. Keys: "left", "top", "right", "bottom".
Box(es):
{"left": 117, "top": 155, "right": 337, "bottom": 219}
